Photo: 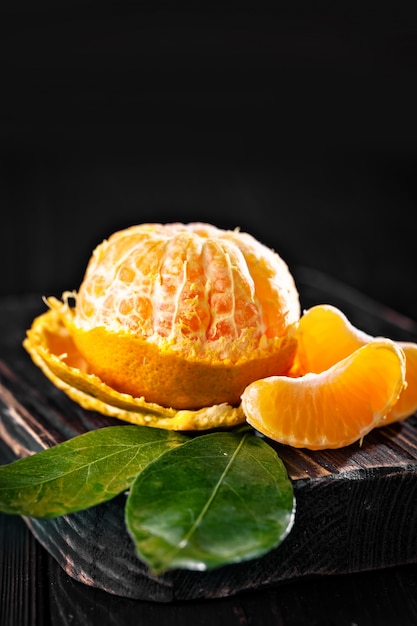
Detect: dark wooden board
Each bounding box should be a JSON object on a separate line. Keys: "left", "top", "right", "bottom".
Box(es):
{"left": 1, "top": 268, "right": 417, "bottom": 602}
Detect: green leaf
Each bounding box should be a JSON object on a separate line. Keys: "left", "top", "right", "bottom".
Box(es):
{"left": 125, "top": 429, "right": 295, "bottom": 574}
{"left": 0, "top": 426, "right": 188, "bottom": 518}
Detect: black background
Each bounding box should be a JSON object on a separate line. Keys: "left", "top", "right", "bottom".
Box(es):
{"left": 1, "top": 2, "right": 417, "bottom": 319}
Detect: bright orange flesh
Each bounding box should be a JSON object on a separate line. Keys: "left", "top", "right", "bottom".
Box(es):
{"left": 241, "top": 339, "right": 406, "bottom": 449}
{"left": 291, "top": 304, "right": 372, "bottom": 374}
{"left": 75, "top": 223, "right": 299, "bottom": 342}
{"left": 389, "top": 342, "right": 417, "bottom": 422}
{"left": 68, "top": 223, "right": 300, "bottom": 409}
{"left": 291, "top": 304, "right": 417, "bottom": 424}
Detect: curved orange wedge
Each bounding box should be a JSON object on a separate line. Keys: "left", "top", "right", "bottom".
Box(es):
{"left": 292, "top": 304, "right": 417, "bottom": 425}
{"left": 241, "top": 339, "right": 406, "bottom": 450}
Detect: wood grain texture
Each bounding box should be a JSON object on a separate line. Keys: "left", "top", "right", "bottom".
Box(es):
{"left": 0, "top": 506, "right": 49, "bottom": 626}
{"left": 3, "top": 506, "right": 417, "bottom": 626}
{"left": 1, "top": 277, "right": 417, "bottom": 602}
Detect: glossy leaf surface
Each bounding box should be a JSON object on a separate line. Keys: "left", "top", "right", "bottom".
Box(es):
{"left": 125, "top": 429, "right": 295, "bottom": 574}
{"left": 0, "top": 426, "right": 188, "bottom": 517}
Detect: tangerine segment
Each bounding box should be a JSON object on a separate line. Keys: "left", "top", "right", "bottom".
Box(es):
{"left": 23, "top": 307, "right": 246, "bottom": 431}
{"left": 241, "top": 339, "right": 406, "bottom": 450}
{"left": 386, "top": 342, "right": 417, "bottom": 423}
{"left": 69, "top": 222, "right": 300, "bottom": 409}
{"left": 291, "top": 304, "right": 417, "bottom": 425}
{"left": 292, "top": 304, "right": 372, "bottom": 374}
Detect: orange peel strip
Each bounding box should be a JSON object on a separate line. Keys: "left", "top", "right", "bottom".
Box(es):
{"left": 23, "top": 306, "right": 245, "bottom": 431}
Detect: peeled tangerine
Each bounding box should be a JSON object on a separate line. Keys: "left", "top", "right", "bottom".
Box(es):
{"left": 24, "top": 222, "right": 300, "bottom": 430}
